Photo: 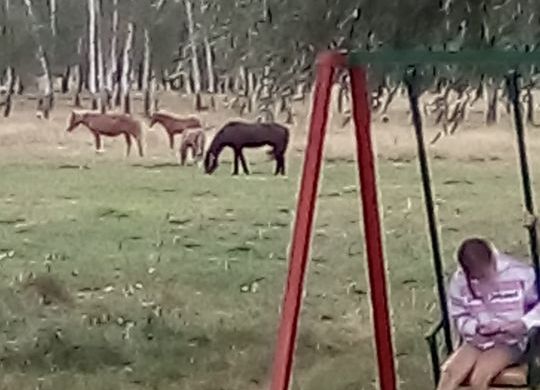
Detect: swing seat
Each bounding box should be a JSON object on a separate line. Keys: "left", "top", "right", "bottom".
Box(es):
{"left": 442, "top": 352, "right": 528, "bottom": 387}
{"left": 426, "top": 320, "right": 540, "bottom": 389}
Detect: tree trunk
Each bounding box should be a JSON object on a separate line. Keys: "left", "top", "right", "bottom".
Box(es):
{"left": 249, "top": 72, "right": 258, "bottom": 113}
{"left": 74, "top": 37, "right": 84, "bottom": 107}
{"left": 142, "top": 28, "right": 152, "bottom": 118}
{"left": 49, "top": 0, "right": 56, "bottom": 36}
{"left": 23, "top": 0, "right": 53, "bottom": 117}
{"left": 61, "top": 66, "right": 70, "bottom": 93}
{"left": 184, "top": 0, "right": 201, "bottom": 93}
{"left": 525, "top": 87, "right": 535, "bottom": 124}
{"left": 379, "top": 85, "right": 400, "bottom": 116}
{"left": 95, "top": 0, "right": 106, "bottom": 113}
{"left": 107, "top": 0, "right": 119, "bottom": 106}
{"left": 203, "top": 36, "right": 215, "bottom": 93}
{"left": 87, "top": 0, "right": 98, "bottom": 110}
{"left": 2, "top": 66, "right": 15, "bottom": 117}
{"left": 121, "top": 22, "right": 134, "bottom": 114}
{"left": 486, "top": 78, "right": 498, "bottom": 126}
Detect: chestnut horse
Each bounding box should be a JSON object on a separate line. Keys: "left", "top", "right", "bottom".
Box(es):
{"left": 149, "top": 112, "right": 202, "bottom": 149}
{"left": 65, "top": 111, "right": 144, "bottom": 157}
{"left": 179, "top": 129, "right": 206, "bottom": 166}
{"left": 204, "top": 121, "right": 289, "bottom": 175}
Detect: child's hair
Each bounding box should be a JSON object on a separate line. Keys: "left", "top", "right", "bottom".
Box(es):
{"left": 457, "top": 237, "right": 494, "bottom": 299}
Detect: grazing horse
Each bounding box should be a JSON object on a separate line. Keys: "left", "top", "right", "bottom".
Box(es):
{"left": 204, "top": 121, "right": 289, "bottom": 176}
{"left": 149, "top": 112, "right": 202, "bottom": 149}
{"left": 65, "top": 111, "right": 144, "bottom": 157}
{"left": 179, "top": 129, "right": 206, "bottom": 166}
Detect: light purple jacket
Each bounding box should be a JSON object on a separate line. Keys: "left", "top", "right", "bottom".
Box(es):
{"left": 448, "top": 251, "right": 540, "bottom": 351}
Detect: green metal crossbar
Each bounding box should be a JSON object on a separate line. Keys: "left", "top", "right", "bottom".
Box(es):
{"left": 347, "top": 49, "right": 540, "bottom": 65}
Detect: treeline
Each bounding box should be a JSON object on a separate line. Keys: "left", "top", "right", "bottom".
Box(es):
{"left": 1, "top": 0, "right": 539, "bottom": 131}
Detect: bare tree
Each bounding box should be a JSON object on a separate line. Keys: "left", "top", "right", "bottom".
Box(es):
{"left": 107, "top": 0, "right": 119, "bottom": 107}
{"left": 48, "top": 0, "right": 56, "bottom": 37}
{"left": 23, "top": 0, "right": 53, "bottom": 118}
{"left": 142, "top": 28, "right": 152, "bottom": 117}
{"left": 121, "top": 22, "right": 134, "bottom": 114}
{"left": 87, "top": 0, "right": 98, "bottom": 109}
{"left": 184, "top": 0, "right": 201, "bottom": 93}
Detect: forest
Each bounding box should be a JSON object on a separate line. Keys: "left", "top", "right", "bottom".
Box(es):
{"left": 1, "top": 0, "right": 540, "bottom": 130}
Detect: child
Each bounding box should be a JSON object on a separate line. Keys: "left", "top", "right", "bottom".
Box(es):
{"left": 437, "top": 237, "right": 540, "bottom": 390}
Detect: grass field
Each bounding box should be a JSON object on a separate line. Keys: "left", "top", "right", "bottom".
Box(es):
{"left": 0, "top": 92, "right": 539, "bottom": 390}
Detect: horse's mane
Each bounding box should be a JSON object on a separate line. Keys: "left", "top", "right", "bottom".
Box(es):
{"left": 152, "top": 111, "right": 175, "bottom": 119}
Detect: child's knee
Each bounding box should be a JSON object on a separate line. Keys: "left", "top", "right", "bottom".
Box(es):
{"left": 437, "top": 364, "right": 464, "bottom": 389}
{"left": 468, "top": 372, "right": 490, "bottom": 390}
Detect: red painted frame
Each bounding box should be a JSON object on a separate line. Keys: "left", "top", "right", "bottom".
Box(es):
{"left": 269, "top": 51, "right": 397, "bottom": 390}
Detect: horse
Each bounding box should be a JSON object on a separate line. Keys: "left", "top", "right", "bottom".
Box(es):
{"left": 179, "top": 129, "right": 206, "bottom": 166}
{"left": 65, "top": 111, "right": 144, "bottom": 157}
{"left": 149, "top": 112, "right": 202, "bottom": 149}
{"left": 203, "top": 121, "right": 289, "bottom": 176}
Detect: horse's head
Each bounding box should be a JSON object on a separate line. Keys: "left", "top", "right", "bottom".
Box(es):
{"left": 149, "top": 113, "right": 159, "bottom": 128}
{"left": 203, "top": 151, "right": 218, "bottom": 174}
{"left": 66, "top": 111, "right": 84, "bottom": 132}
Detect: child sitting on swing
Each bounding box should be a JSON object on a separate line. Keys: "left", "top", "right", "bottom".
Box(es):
{"left": 438, "top": 237, "right": 540, "bottom": 390}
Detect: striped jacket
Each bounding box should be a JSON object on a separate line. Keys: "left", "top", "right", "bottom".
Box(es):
{"left": 448, "top": 251, "right": 540, "bottom": 351}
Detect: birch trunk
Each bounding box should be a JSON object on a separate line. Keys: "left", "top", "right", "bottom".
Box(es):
{"left": 49, "top": 0, "right": 56, "bottom": 36}
{"left": 107, "top": 0, "right": 119, "bottom": 106}
{"left": 95, "top": 0, "right": 106, "bottom": 112}
{"left": 23, "top": 0, "right": 53, "bottom": 117}
{"left": 2, "top": 66, "right": 14, "bottom": 117}
{"left": 184, "top": 0, "right": 201, "bottom": 93}
{"left": 142, "top": 28, "right": 152, "bottom": 117}
{"left": 121, "top": 22, "right": 134, "bottom": 114}
{"left": 74, "top": 37, "right": 84, "bottom": 107}
{"left": 203, "top": 36, "right": 215, "bottom": 93}
{"left": 87, "top": 0, "right": 98, "bottom": 109}
{"left": 485, "top": 78, "right": 498, "bottom": 126}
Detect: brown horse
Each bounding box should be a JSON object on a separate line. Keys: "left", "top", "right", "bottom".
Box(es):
{"left": 149, "top": 112, "right": 202, "bottom": 149}
{"left": 179, "top": 129, "right": 206, "bottom": 166}
{"left": 204, "top": 121, "right": 289, "bottom": 175}
{"left": 65, "top": 111, "right": 144, "bottom": 157}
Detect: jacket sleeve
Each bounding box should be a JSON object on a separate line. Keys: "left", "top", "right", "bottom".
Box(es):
{"left": 521, "top": 267, "right": 540, "bottom": 330}
{"left": 448, "top": 273, "right": 478, "bottom": 337}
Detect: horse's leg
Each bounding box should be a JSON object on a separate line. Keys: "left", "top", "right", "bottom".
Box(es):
{"left": 168, "top": 132, "right": 174, "bottom": 149}
{"left": 239, "top": 149, "right": 250, "bottom": 175}
{"left": 277, "top": 154, "right": 286, "bottom": 175}
{"left": 93, "top": 132, "right": 102, "bottom": 153}
{"left": 190, "top": 145, "right": 196, "bottom": 165}
{"left": 180, "top": 145, "right": 188, "bottom": 166}
{"left": 124, "top": 133, "right": 132, "bottom": 157}
{"left": 274, "top": 154, "right": 281, "bottom": 175}
{"left": 135, "top": 135, "right": 144, "bottom": 157}
{"left": 232, "top": 149, "right": 240, "bottom": 175}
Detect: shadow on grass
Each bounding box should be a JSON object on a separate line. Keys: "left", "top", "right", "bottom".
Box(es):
{"left": 132, "top": 163, "right": 180, "bottom": 170}
{"left": 0, "top": 334, "right": 127, "bottom": 373}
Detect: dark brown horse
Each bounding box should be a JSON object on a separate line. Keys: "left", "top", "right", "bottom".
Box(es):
{"left": 204, "top": 121, "right": 289, "bottom": 175}
{"left": 179, "top": 129, "right": 206, "bottom": 166}
{"left": 149, "top": 112, "right": 202, "bottom": 149}
{"left": 65, "top": 111, "right": 144, "bottom": 157}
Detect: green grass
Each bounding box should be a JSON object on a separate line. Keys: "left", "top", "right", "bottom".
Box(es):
{"left": 0, "top": 152, "right": 534, "bottom": 390}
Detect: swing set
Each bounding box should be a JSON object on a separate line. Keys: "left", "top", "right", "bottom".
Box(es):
{"left": 267, "top": 50, "right": 540, "bottom": 390}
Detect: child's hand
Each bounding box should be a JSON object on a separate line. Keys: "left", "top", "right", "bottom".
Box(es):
{"left": 477, "top": 322, "right": 501, "bottom": 336}
{"left": 500, "top": 320, "right": 528, "bottom": 336}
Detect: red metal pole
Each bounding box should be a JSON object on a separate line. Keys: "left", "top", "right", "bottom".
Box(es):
{"left": 349, "top": 66, "right": 397, "bottom": 390}
{"left": 269, "top": 51, "right": 343, "bottom": 390}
